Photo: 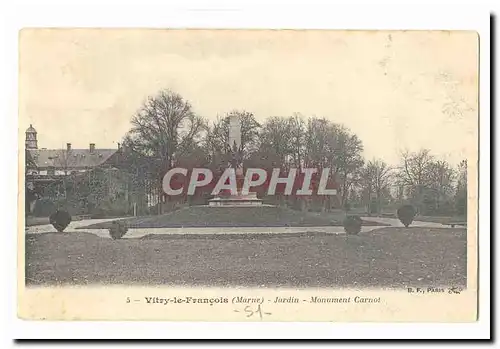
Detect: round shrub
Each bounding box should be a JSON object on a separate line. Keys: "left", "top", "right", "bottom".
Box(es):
{"left": 397, "top": 205, "right": 417, "bottom": 227}
{"left": 49, "top": 210, "right": 72, "bottom": 232}
{"left": 343, "top": 215, "right": 362, "bottom": 235}
{"left": 109, "top": 220, "right": 128, "bottom": 240}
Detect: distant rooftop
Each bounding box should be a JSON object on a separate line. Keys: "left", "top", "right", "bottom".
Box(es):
{"left": 27, "top": 148, "right": 117, "bottom": 169}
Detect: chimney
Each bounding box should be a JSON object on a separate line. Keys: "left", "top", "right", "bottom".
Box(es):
{"left": 117, "top": 142, "right": 121, "bottom": 150}
{"left": 90, "top": 143, "right": 95, "bottom": 153}
{"left": 66, "top": 143, "right": 71, "bottom": 151}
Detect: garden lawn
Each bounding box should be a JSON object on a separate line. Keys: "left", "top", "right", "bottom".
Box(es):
{"left": 77, "top": 206, "right": 388, "bottom": 229}
{"left": 25, "top": 216, "right": 50, "bottom": 227}
{"left": 26, "top": 227, "right": 467, "bottom": 289}
{"left": 412, "top": 216, "right": 467, "bottom": 225}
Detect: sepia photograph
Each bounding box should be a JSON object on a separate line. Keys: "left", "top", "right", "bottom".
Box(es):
{"left": 17, "top": 28, "right": 479, "bottom": 322}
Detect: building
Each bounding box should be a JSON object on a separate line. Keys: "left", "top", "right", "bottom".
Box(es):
{"left": 24, "top": 125, "right": 140, "bottom": 217}
{"left": 25, "top": 124, "right": 120, "bottom": 177}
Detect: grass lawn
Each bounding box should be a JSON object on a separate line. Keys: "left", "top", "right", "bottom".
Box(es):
{"left": 25, "top": 227, "right": 467, "bottom": 289}
{"left": 77, "top": 206, "right": 388, "bottom": 229}
{"left": 25, "top": 216, "right": 50, "bottom": 227}
{"left": 413, "top": 216, "right": 467, "bottom": 225}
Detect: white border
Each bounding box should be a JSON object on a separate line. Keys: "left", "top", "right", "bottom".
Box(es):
{"left": 1, "top": 0, "right": 492, "bottom": 342}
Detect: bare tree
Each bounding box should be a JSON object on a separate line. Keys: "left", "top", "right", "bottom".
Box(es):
{"left": 301, "top": 118, "right": 364, "bottom": 208}
{"left": 333, "top": 128, "right": 364, "bottom": 206}
{"left": 54, "top": 147, "right": 78, "bottom": 199}
{"left": 398, "top": 149, "right": 434, "bottom": 187}
{"left": 124, "top": 89, "right": 205, "bottom": 213}
{"left": 359, "top": 159, "right": 393, "bottom": 213}
{"left": 304, "top": 120, "right": 364, "bottom": 206}
{"left": 54, "top": 148, "right": 76, "bottom": 176}
{"left": 427, "top": 160, "right": 456, "bottom": 212}
{"left": 259, "top": 116, "right": 295, "bottom": 168}
{"left": 204, "top": 110, "right": 260, "bottom": 161}
{"left": 396, "top": 149, "right": 434, "bottom": 211}
{"left": 288, "top": 113, "right": 307, "bottom": 169}
{"left": 396, "top": 149, "right": 457, "bottom": 214}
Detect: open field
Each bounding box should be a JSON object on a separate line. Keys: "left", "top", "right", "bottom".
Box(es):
{"left": 25, "top": 227, "right": 467, "bottom": 289}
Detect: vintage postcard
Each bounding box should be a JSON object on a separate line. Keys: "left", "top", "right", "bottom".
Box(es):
{"left": 18, "top": 29, "right": 478, "bottom": 322}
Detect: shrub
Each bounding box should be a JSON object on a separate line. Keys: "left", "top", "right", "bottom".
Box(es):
{"left": 93, "top": 197, "right": 129, "bottom": 218}
{"left": 369, "top": 199, "right": 379, "bottom": 215}
{"left": 33, "top": 198, "right": 57, "bottom": 217}
{"left": 397, "top": 205, "right": 416, "bottom": 227}
{"left": 49, "top": 210, "right": 72, "bottom": 232}
{"left": 343, "top": 215, "right": 362, "bottom": 235}
{"left": 344, "top": 202, "right": 351, "bottom": 212}
{"left": 109, "top": 220, "right": 128, "bottom": 240}
{"left": 455, "top": 192, "right": 467, "bottom": 217}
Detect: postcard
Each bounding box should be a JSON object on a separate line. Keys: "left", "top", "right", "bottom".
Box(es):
{"left": 18, "top": 29, "right": 478, "bottom": 322}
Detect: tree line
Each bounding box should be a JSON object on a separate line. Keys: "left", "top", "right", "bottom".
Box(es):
{"left": 120, "top": 89, "right": 467, "bottom": 217}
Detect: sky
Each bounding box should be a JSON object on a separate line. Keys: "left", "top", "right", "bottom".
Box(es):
{"left": 19, "top": 29, "right": 478, "bottom": 165}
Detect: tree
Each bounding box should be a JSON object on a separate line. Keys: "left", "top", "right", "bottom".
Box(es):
{"left": 304, "top": 120, "right": 364, "bottom": 206}
{"left": 258, "top": 114, "right": 307, "bottom": 171}
{"left": 25, "top": 150, "right": 39, "bottom": 216}
{"left": 54, "top": 148, "right": 77, "bottom": 176}
{"left": 205, "top": 110, "right": 261, "bottom": 161}
{"left": 396, "top": 149, "right": 435, "bottom": 212}
{"left": 54, "top": 147, "right": 78, "bottom": 199}
{"left": 427, "top": 160, "right": 456, "bottom": 214}
{"left": 259, "top": 116, "right": 295, "bottom": 168}
{"left": 396, "top": 149, "right": 457, "bottom": 215}
{"left": 359, "top": 159, "right": 392, "bottom": 214}
{"left": 67, "top": 168, "right": 108, "bottom": 215}
{"left": 288, "top": 113, "right": 307, "bottom": 169}
{"left": 25, "top": 149, "right": 37, "bottom": 172}
{"left": 124, "top": 89, "right": 205, "bottom": 213}
{"left": 333, "top": 129, "right": 364, "bottom": 206}
{"left": 455, "top": 159, "right": 467, "bottom": 217}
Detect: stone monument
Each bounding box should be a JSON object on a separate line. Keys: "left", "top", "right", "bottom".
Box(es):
{"left": 208, "top": 115, "right": 263, "bottom": 207}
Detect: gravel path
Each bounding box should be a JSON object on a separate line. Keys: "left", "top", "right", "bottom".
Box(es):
{"left": 25, "top": 216, "right": 456, "bottom": 239}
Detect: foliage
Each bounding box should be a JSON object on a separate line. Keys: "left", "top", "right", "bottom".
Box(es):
{"left": 32, "top": 198, "right": 57, "bottom": 217}
{"left": 343, "top": 215, "right": 362, "bottom": 235}
{"left": 49, "top": 210, "right": 72, "bottom": 232}
{"left": 109, "top": 220, "right": 128, "bottom": 240}
{"left": 397, "top": 205, "right": 416, "bottom": 227}
{"left": 343, "top": 202, "right": 351, "bottom": 212}
{"left": 359, "top": 159, "right": 392, "bottom": 213}
{"left": 92, "top": 196, "right": 130, "bottom": 218}
{"left": 121, "top": 89, "right": 206, "bottom": 214}
{"left": 124, "top": 89, "right": 205, "bottom": 166}
{"left": 25, "top": 149, "right": 37, "bottom": 171}
{"left": 111, "top": 89, "right": 469, "bottom": 217}
{"left": 455, "top": 160, "right": 467, "bottom": 217}
{"left": 396, "top": 150, "right": 456, "bottom": 215}
{"left": 205, "top": 111, "right": 261, "bottom": 159}
{"left": 369, "top": 199, "right": 379, "bottom": 215}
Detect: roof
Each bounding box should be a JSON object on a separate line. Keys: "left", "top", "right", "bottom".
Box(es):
{"left": 27, "top": 148, "right": 118, "bottom": 169}
{"left": 26, "top": 124, "right": 37, "bottom": 133}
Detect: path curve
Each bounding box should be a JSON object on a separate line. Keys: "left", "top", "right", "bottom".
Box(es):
{"left": 25, "top": 216, "right": 457, "bottom": 239}
{"left": 359, "top": 216, "right": 453, "bottom": 228}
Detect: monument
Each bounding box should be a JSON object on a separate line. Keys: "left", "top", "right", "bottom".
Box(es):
{"left": 208, "top": 115, "right": 263, "bottom": 207}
